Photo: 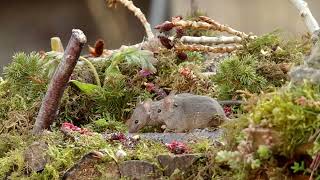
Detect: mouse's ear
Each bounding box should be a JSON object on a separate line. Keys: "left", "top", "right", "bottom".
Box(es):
{"left": 168, "top": 90, "right": 177, "bottom": 96}
{"left": 143, "top": 99, "right": 152, "bottom": 113}
{"left": 136, "top": 96, "right": 143, "bottom": 105}
{"left": 164, "top": 95, "right": 174, "bottom": 111}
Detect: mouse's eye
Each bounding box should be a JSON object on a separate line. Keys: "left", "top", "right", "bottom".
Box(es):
{"left": 134, "top": 120, "right": 139, "bottom": 124}
{"left": 157, "top": 109, "right": 161, "bottom": 113}
{"left": 174, "top": 103, "right": 178, "bottom": 107}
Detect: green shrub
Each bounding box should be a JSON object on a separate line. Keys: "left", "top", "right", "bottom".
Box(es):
{"left": 212, "top": 55, "right": 267, "bottom": 99}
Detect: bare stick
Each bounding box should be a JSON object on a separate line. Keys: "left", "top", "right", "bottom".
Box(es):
{"left": 289, "top": 0, "right": 320, "bottom": 35}
{"left": 175, "top": 44, "right": 243, "bottom": 53}
{"left": 199, "top": 16, "right": 255, "bottom": 39}
{"left": 173, "top": 20, "right": 215, "bottom": 30}
{"left": 107, "top": 0, "right": 154, "bottom": 40}
{"left": 33, "top": 29, "right": 87, "bottom": 134}
{"left": 180, "top": 35, "right": 242, "bottom": 44}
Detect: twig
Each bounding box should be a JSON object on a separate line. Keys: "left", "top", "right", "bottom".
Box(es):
{"left": 173, "top": 20, "right": 215, "bottom": 30}
{"left": 199, "top": 16, "right": 255, "bottom": 39}
{"left": 289, "top": 0, "right": 320, "bottom": 36}
{"left": 79, "top": 57, "right": 101, "bottom": 87}
{"left": 180, "top": 35, "right": 242, "bottom": 44}
{"left": 107, "top": 0, "right": 154, "bottom": 40}
{"left": 175, "top": 44, "right": 243, "bottom": 53}
{"left": 32, "top": 29, "right": 87, "bottom": 135}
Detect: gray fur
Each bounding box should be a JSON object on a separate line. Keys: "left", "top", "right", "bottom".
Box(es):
{"left": 127, "top": 93, "right": 229, "bottom": 133}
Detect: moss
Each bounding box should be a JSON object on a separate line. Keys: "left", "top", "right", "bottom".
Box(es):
{"left": 212, "top": 55, "right": 267, "bottom": 99}
{"left": 222, "top": 116, "right": 250, "bottom": 150}
{"left": 236, "top": 31, "right": 311, "bottom": 88}
{"left": 126, "top": 140, "right": 168, "bottom": 163}
{"left": 88, "top": 113, "right": 128, "bottom": 133}
{"left": 247, "top": 82, "right": 320, "bottom": 155}
{"left": 155, "top": 49, "right": 216, "bottom": 96}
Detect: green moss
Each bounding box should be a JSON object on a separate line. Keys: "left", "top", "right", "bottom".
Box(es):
{"left": 89, "top": 113, "right": 128, "bottom": 133}
{"left": 212, "top": 55, "right": 267, "bottom": 99}
{"left": 155, "top": 49, "right": 216, "bottom": 96}
{"left": 235, "top": 31, "right": 311, "bottom": 88}
{"left": 126, "top": 140, "right": 168, "bottom": 163}
{"left": 248, "top": 82, "right": 320, "bottom": 155}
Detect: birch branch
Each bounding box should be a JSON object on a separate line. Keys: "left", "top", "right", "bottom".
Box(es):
{"left": 289, "top": 0, "right": 320, "bottom": 35}
{"left": 33, "top": 29, "right": 87, "bottom": 135}
{"left": 180, "top": 36, "right": 243, "bottom": 44}
{"left": 107, "top": 0, "right": 154, "bottom": 40}
{"left": 199, "top": 16, "right": 255, "bottom": 39}
{"left": 173, "top": 20, "right": 215, "bottom": 30}
{"left": 175, "top": 44, "right": 243, "bottom": 53}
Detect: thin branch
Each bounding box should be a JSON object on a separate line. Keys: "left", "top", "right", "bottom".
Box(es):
{"left": 33, "top": 29, "right": 87, "bottom": 135}
{"left": 175, "top": 44, "right": 243, "bottom": 53}
{"left": 173, "top": 20, "right": 215, "bottom": 30}
{"left": 199, "top": 16, "right": 255, "bottom": 39}
{"left": 180, "top": 35, "right": 243, "bottom": 44}
{"left": 107, "top": 0, "right": 154, "bottom": 40}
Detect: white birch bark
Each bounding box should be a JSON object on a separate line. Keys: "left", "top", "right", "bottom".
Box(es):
{"left": 290, "top": 0, "right": 320, "bottom": 34}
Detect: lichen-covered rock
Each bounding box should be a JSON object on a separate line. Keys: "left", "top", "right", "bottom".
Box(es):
{"left": 119, "top": 160, "right": 160, "bottom": 179}
{"left": 157, "top": 153, "right": 202, "bottom": 176}
{"left": 24, "top": 141, "right": 48, "bottom": 172}
{"left": 63, "top": 151, "right": 120, "bottom": 180}
{"left": 290, "top": 42, "right": 320, "bottom": 84}
{"left": 289, "top": 66, "right": 320, "bottom": 84}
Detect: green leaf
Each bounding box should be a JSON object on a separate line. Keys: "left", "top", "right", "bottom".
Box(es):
{"left": 70, "top": 80, "right": 100, "bottom": 95}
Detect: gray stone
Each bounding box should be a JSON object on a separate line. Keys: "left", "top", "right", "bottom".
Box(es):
{"left": 24, "top": 141, "right": 48, "bottom": 172}
{"left": 127, "top": 129, "right": 223, "bottom": 144}
{"left": 289, "top": 66, "right": 320, "bottom": 84}
{"left": 119, "top": 160, "right": 160, "bottom": 179}
{"left": 63, "top": 151, "right": 120, "bottom": 180}
{"left": 157, "top": 154, "right": 202, "bottom": 176}
{"left": 289, "top": 42, "right": 320, "bottom": 84}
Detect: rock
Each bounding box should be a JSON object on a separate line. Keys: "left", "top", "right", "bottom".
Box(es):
{"left": 289, "top": 66, "right": 320, "bottom": 84}
{"left": 289, "top": 42, "right": 320, "bottom": 84}
{"left": 127, "top": 129, "right": 223, "bottom": 144}
{"left": 119, "top": 160, "right": 160, "bottom": 179}
{"left": 63, "top": 151, "right": 120, "bottom": 180}
{"left": 24, "top": 141, "right": 48, "bottom": 172}
{"left": 157, "top": 153, "right": 202, "bottom": 176}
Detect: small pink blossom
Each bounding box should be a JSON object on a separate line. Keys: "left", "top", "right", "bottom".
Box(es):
{"left": 165, "top": 141, "right": 189, "bottom": 154}
{"left": 139, "top": 69, "right": 153, "bottom": 77}
{"left": 223, "top": 106, "right": 232, "bottom": 117}
{"left": 61, "top": 122, "right": 90, "bottom": 134}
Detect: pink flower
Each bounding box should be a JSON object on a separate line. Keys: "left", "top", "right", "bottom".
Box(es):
{"left": 165, "top": 141, "right": 189, "bottom": 154}
{"left": 139, "top": 69, "right": 153, "bottom": 77}
{"left": 223, "top": 106, "right": 232, "bottom": 117}
{"left": 144, "top": 82, "right": 156, "bottom": 92}
{"left": 61, "top": 122, "right": 90, "bottom": 134}
{"left": 111, "top": 132, "right": 127, "bottom": 142}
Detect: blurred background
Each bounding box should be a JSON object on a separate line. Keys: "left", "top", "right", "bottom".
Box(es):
{"left": 0, "top": 0, "right": 319, "bottom": 73}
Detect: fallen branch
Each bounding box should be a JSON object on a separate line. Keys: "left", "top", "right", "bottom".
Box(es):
{"left": 180, "top": 35, "right": 242, "bottom": 44}
{"left": 173, "top": 20, "right": 215, "bottom": 30}
{"left": 199, "top": 16, "right": 255, "bottom": 39}
{"left": 33, "top": 29, "right": 87, "bottom": 135}
{"left": 175, "top": 44, "right": 243, "bottom": 53}
{"left": 289, "top": 0, "right": 320, "bottom": 38}
{"left": 107, "top": 0, "right": 154, "bottom": 40}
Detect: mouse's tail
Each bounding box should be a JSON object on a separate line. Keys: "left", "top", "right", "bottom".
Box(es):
{"left": 218, "top": 100, "right": 244, "bottom": 105}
